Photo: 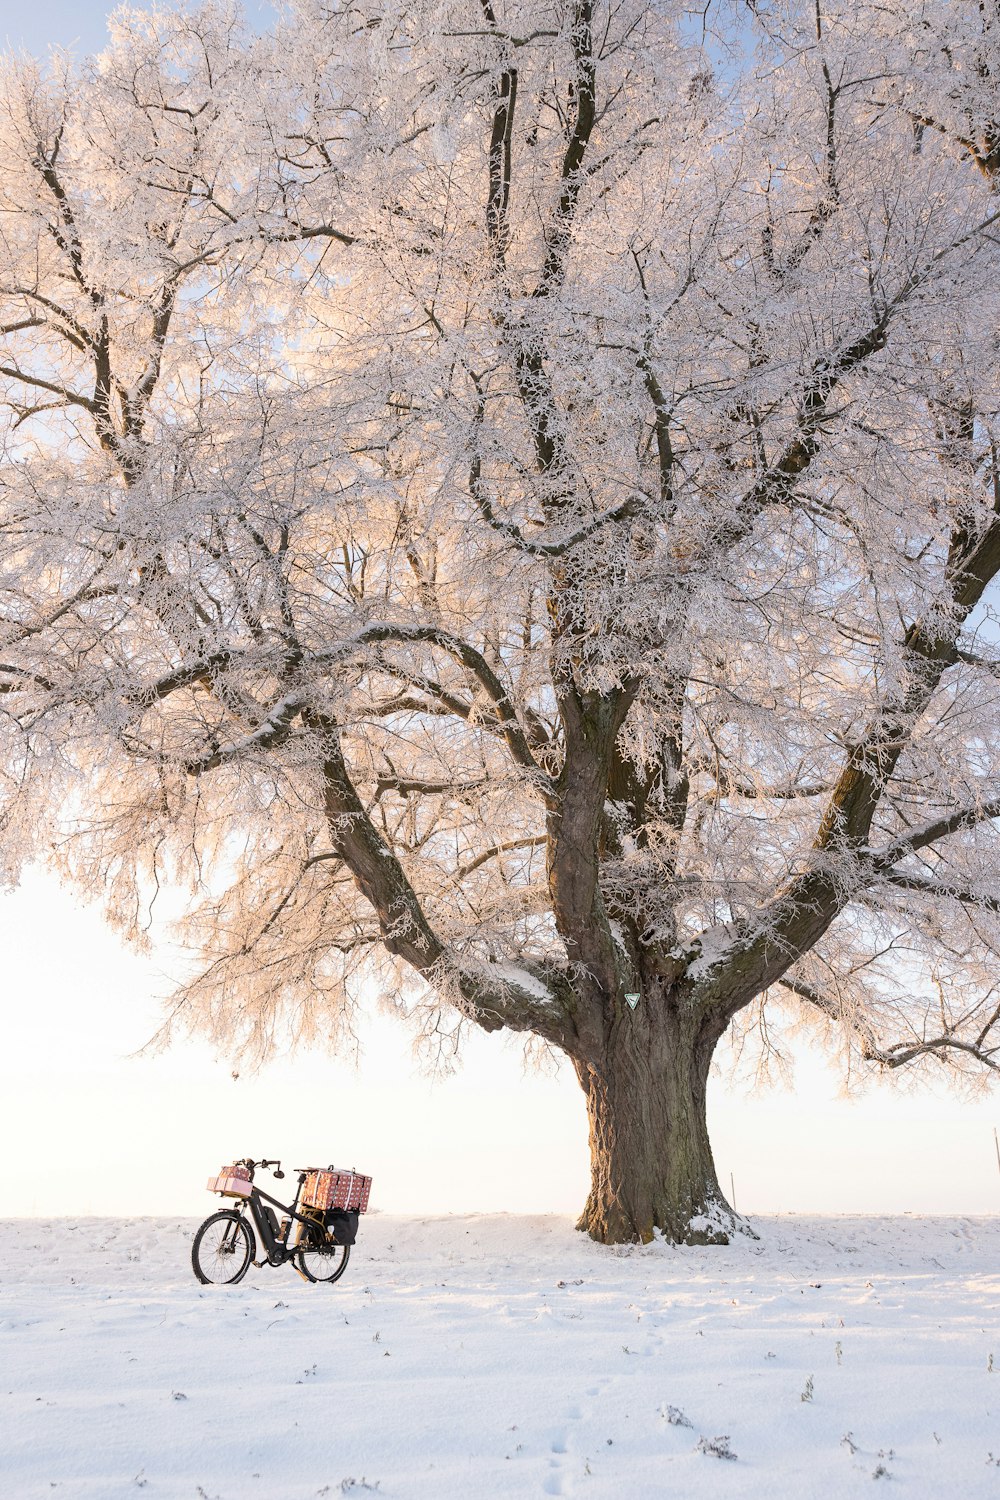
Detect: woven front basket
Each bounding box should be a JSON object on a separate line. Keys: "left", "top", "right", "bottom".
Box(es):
{"left": 301, "top": 1168, "right": 372, "bottom": 1213}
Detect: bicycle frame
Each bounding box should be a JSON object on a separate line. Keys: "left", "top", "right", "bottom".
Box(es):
{"left": 239, "top": 1175, "right": 324, "bottom": 1264}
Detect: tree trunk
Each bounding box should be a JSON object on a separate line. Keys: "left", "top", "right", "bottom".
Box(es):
{"left": 573, "top": 996, "right": 743, "bottom": 1245}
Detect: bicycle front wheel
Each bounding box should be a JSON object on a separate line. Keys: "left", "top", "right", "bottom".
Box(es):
{"left": 296, "top": 1242, "right": 351, "bottom": 1284}
{"left": 192, "top": 1210, "right": 254, "bottom": 1285}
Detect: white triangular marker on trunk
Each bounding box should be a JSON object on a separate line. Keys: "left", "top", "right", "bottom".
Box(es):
{"left": 625, "top": 992, "right": 640, "bottom": 1010}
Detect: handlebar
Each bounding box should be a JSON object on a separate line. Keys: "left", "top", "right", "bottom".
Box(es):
{"left": 236, "top": 1157, "right": 285, "bottom": 1179}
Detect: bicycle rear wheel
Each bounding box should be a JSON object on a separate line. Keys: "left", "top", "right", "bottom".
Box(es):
{"left": 192, "top": 1210, "right": 254, "bottom": 1285}
{"left": 296, "top": 1241, "right": 351, "bottom": 1284}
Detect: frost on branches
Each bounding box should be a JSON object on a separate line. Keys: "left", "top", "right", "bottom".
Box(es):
{"left": 2, "top": 0, "right": 1000, "bottom": 1243}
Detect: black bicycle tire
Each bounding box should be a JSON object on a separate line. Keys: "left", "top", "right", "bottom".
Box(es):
{"left": 191, "top": 1209, "right": 254, "bottom": 1285}
{"left": 295, "top": 1241, "right": 351, "bottom": 1284}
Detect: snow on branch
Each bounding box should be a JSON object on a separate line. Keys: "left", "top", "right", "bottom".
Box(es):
{"left": 5, "top": 0, "right": 1000, "bottom": 1093}
{"left": 778, "top": 976, "right": 1000, "bottom": 1075}
{"left": 182, "top": 693, "right": 306, "bottom": 775}
{"left": 874, "top": 796, "right": 1000, "bottom": 870}
{"left": 879, "top": 872, "right": 1000, "bottom": 912}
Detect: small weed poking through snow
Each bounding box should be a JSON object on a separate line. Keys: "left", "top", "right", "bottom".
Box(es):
{"left": 696, "top": 1435, "right": 737, "bottom": 1461}
{"left": 801, "top": 1375, "right": 814, "bottom": 1402}
{"left": 338, "top": 1481, "right": 381, "bottom": 1495}
{"left": 844, "top": 1434, "right": 895, "bottom": 1477}
{"left": 873, "top": 1448, "right": 895, "bottom": 1479}
{"left": 661, "top": 1404, "right": 693, "bottom": 1428}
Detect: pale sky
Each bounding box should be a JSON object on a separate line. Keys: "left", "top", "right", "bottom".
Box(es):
{"left": 1, "top": 0, "right": 278, "bottom": 59}
{"left": 2, "top": 0, "right": 1000, "bottom": 1225}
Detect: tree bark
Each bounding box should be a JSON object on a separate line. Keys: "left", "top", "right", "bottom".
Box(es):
{"left": 573, "top": 995, "right": 741, "bottom": 1246}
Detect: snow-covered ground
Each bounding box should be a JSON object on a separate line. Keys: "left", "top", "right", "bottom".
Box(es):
{"left": 3, "top": 1212, "right": 999, "bottom": 1498}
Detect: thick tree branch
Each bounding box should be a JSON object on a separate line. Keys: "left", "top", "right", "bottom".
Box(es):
{"left": 815, "top": 513, "right": 1000, "bottom": 858}
{"left": 329, "top": 621, "right": 549, "bottom": 782}
{"left": 455, "top": 834, "right": 546, "bottom": 881}
{"left": 306, "top": 708, "right": 574, "bottom": 1047}
{"left": 546, "top": 684, "right": 639, "bottom": 1008}
{"left": 878, "top": 871, "right": 1000, "bottom": 911}
{"left": 0, "top": 363, "right": 94, "bottom": 411}
{"left": 375, "top": 773, "right": 490, "bottom": 801}
{"left": 873, "top": 795, "right": 1000, "bottom": 870}
{"left": 535, "top": 0, "right": 597, "bottom": 297}
{"left": 478, "top": 0, "right": 518, "bottom": 266}
{"left": 762, "top": 44, "right": 840, "bottom": 281}
{"left": 183, "top": 692, "right": 305, "bottom": 774}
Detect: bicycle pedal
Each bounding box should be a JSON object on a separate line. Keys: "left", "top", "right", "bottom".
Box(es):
{"left": 251, "top": 1259, "right": 269, "bottom": 1268}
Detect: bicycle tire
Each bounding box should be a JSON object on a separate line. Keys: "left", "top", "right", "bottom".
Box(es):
{"left": 191, "top": 1209, "right": 254, "bottom": 1285}
{"left": 296, "top": 1241, "right": 351, "bottom": 1284}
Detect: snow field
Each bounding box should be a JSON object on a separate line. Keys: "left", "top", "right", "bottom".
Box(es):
{"left": 2, "top": 1213, "right": 999, "bottom": 1498}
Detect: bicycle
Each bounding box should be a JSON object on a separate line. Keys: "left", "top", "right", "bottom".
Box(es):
{"left": 191, "top": 1158, "right": 371, "bottom": 1286}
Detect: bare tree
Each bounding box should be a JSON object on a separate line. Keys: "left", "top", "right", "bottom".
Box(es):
{"left": 3, "top": 0, "right": 1000, "bottom": 1243}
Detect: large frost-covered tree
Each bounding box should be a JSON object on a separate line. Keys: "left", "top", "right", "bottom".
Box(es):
{"left": 3, "top": 0, "right": 1000, "bottom": 1242}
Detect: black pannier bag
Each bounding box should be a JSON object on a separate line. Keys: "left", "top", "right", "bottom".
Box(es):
{"left": 324, "top": 1209, "right": 359, "bottom": 1245}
